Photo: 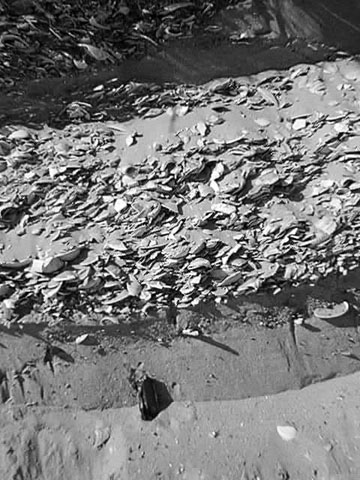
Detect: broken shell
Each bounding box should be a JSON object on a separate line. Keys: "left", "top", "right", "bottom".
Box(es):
{"left": 182, "top": 328, "right": 200, "bottom": 337}
{"left": 93, "top": 425, "right": 111, "bottom": 449}
{"left": 211, "top": 203, "right": 236, "bottom": 215}
{"left": 57, "top": 247, "right": 82, "bottom": 262}
{"left": 39, "top": 257, "right": 64, "bottom": 274}
{"left": 52, "top": 271, "right": 78, "bottom": 283}
{"left": 75, "top": 334, "right": 89, "bottom": 344}
{"left": 313, "top": 301, "right": 349, "bottom": 319}
{"left": 187, "top": 258, "right": 211, "bottom": 270}
{"left": 114, "top": 198, "right": 128, "bottom": 213}
{"left": 75, "top": 334, "right": 97, "bottom": 345}
{"left": 292, "top": 118, "right": 307, "bottom": 130}
{"left": 8, "top": 129, "right": 31, "bottom": 140}
{"left": 219, "top": 271, "right": 243, "bottom": 287}
{"left": 255, "top": 117, "right": 271, "bottom": 128}
{"left": 127, "top": 276, "right": 142, "bottom": 297}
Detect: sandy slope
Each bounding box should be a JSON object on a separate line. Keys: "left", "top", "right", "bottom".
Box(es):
{"left": 1, "top": 372, "right": 360, "bottom": 479}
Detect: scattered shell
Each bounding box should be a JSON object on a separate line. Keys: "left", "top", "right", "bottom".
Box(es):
{"left": 277, "top": 425, "right": 297, "bottom": 441}
{"left": 196, "top": 121, "right": 209, "bottom": 136}
{"left": 294, "top": 317, "right": 304, "bottom": 326}
{"left": 31, "top": 257, "right": 64, "bottom": 274}
{"left": 75, "top": 334, "right": 97, "bottom": 345}
{"left": 78, "top": 43, "right": 110, "bottom": 61}
{"left": 93, "top": 425, "right": 111, "bottom": 449}
{"left": 52, "top": 271, "right": 78, "bottom": 283}
{"left": 292, "top": 118, "right": 307, "bottom": 131}
{"left": 104, "top": 291, "right": 130, "bottom": 305}
{"left": 127, "top": 275, "right": 142, "bottom": 297}
{"left": 8, "top": 129, "right": 31, "bottom": 140}
{"left": 57, "top": 248, "right": 82, "bottom": 262}
{"left": 187, "top": 258, "right": 211, "bottom": 270}
{"left": 182, "top": 328, "right": 200, "bottom": 337}
{"left": 314, "top": 216, "right": 338, "bottom": 237}
{"left": 255, "top": 117, "right": 271, "bottom": 128}
{"left": 211, "top": 203, "right": 236, "bottom": 215}
{"left": 210, "top": 163, "right": 225, "bottom": 182}
{"left": 313, "top": 301, "right": 349, "bottom": 319}
{"left": 75, "top": 334, "right": 89, "bottom": 344}
{"left": 0, "top": 50, "right": 359, "bottom": 322}
{"left": 334, "top": 122, "right": 349, "bottom": 133}
{"left": 126, "top": 134, "right": 136, "bottom": 146}
{"left": 341, "top": 62, "right": 360, "bottom": 81}
{"left": 114, "top": 198, "right": 128, "bottom": 213}
{"left": 219, "top": 272, "right": 243, "bottom": 287}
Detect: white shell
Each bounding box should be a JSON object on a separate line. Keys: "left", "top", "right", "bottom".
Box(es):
{"left": 277, "top": 425, "right": 297, "bottom": 441}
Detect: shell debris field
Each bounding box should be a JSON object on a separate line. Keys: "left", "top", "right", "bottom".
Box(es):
{"left": 0, "top": 56, "right": 360, "bottom": 323}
